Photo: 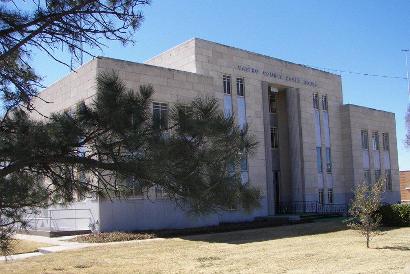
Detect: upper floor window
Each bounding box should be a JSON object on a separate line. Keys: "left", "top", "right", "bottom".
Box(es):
{"left": 383, "top": 132, "right": 390, "bottom": 151}
{"left": 361, "top": 130, "right": 369, "bottom": 150}
{"left": 153, "top": 102, "right": 168, "bottom": 130}
{"left": 223, "top": 75, "right": 231, "bottom": 95}
{"left": 271, "top": 127, "right": 279, "bottom": 149}
{"left": 321, "top": 95, "right": 328, "bottom": 111}
{"left": 313, "top": 93, "right": 319, "bottom": 109}
{"left": 236, "top": 78, "right": 245, "bottom": 96}
{"left": 269, "top": 93, "right": 277, "bottom": 113}
{"left": 372, "top": 131, "right": 380, "bottom": 150}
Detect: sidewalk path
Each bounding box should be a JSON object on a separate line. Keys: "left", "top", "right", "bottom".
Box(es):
{"left": 1, "top": 233, "right": 164, "bottom": 262}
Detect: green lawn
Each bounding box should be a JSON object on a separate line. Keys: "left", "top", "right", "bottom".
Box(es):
{"left": 1, "top": 220, "right": 410, "bottom": 273}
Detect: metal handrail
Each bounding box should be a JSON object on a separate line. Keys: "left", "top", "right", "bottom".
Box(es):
{"left": 25, "top": 207, "right": 96, "bottom": 232}
{"left": 277, "top": 201, "right": 347, "bottom": 215}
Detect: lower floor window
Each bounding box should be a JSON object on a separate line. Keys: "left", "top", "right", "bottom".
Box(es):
{"left": 327, "top": 188, "right": 333, "bottom": 204}
{"left": 125, "top": 177, "right": 145, "bottom": 198}
{"left": 374, "top": 169, "right": 381, "bottom": 183}
{"left": 318, "top": 188, "right": 324, "bottom": 204}
{"left": 385, "top": 169, "right": 392, "bottom": 191}
{"left": 364, "top": 169, "right": 371, "bottom": 185}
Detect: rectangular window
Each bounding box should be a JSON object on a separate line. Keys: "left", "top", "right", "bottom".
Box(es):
{"left": 269, "top": 93, "right": 277, "bottom": 113}
{"left": 327, "top": 188, "right": 333, "bottom": 204}
{"left": 223, "top": 75, "right": 231, "bottom": 95}
{"left": 155, "top": 186, "right": 164, "bottom": 199}
{"left": 372, "top": 131, "right": 379, "bottom": 150}
{"left": 318, "top": 188, "right": 324, "bottom": 204}
{"left": 153, "top": 102, "right": 168, "bottom": 130}
{"left": 364, "top": 169, "right": 371, "bottom": 185}
{"left": 374, "top": 169, "right": 381, "bottom": 183}
{"left": 125, "top": 177, "right": 144, "bottom": 198}
{"left": 240, "top": 156, "right": 248, "bottom": 172}
{"left": 326, "top": 147, "right": 332, "bottom": 173}
{"left": 321, "top": 95, "right": 328, "bottom": 111}
{"left": 361, "top": 130, "right": 369, "bottom": 150}
{"left": 385, "top": 169, "right": 392, "bottom": 191}
{"left": 236, "top": 78, "right": 245, "bottom": 96}
{"left": 271, "top": 127, "right": 279, "bottom": 149}
{"left": 313, "top": 93, "right": 319, "bottom": 109}
{"left": 316, "top": 147, "right": 323, "bottom": 173}
{"left": 383, "top": 132, "right": 390, "bottom": 151}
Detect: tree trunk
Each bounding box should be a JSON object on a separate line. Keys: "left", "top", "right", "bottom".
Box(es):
{"left": 366, "top": 232, "right": 370, "bottom": 248}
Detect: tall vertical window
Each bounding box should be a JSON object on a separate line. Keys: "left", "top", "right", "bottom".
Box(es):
{"left": 318, "top": 188, "right": 324, "bottom": 204}
{"left": 236, "top": 78, "right": 245, "bottom": 96}
{"left": 269, "top": 93, "right": 277, "bottom": 113}
{"left": 240, "top": 155, "right": 249, "bottom": 184}
{"left": 153, "top": 102, "right": 168, "bottom": 130}
{"left": 364, "top": 170, "right": 371, "bottom": 185}
{"left": 327, "top": 188, "right": 333, "bottom": 204}
{"left": 383, "top": 132, "right": 390, "bottom": 151}
{"left": 374, "top": 169, "right": 381, "bottom": 183}
{"left": 326, "top": 148, "right": 332, "bottom": 173}
{"left": 361, "top": 130, "right": 369, "bottom": 150}
{"left": 223, "top": 75, "right": 231, "bottom": 95}
{"left": 125, "top": 177, "right": 144, "bottom": 198}
{"left": 240, "top": 156, "right": 248, "bottom": 172}
{"left": 271, "top": 127, "right": 279, "bottom": 149}
{"left": 316, "top": 147, "right": 323, "bottom": 173}
{"left": 321, "top": 95, "right": 328, "bottom": 111}
{"left": 155, "top": 186, "right": 164, "bottom": 199}
{"left": 313, "top": 93, "right": 319, "bottom": 109}
{"left": 372, "top": 131, "right": 379, "bottom": 150}
{"left": 385, "top": 169, "right": 392, "bottom": 191}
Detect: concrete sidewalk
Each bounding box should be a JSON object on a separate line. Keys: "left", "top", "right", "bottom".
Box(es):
{"left": 1, "top": 233, "right": 164, "bottom": 262}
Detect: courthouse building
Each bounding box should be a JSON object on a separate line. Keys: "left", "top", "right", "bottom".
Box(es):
{"left": 31, "top": 38, "right": 400, "bottom": 233}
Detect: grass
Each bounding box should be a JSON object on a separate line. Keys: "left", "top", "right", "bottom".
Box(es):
{"left": 1, "top": 220, "right": 410, "bottom": 273}
{"left": 5, "top": 240, "right": 51, "bottom": 255}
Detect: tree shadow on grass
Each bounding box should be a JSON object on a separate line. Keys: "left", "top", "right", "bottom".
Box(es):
{"left": 178, "top": 220, "right": 347, "bottom": 245}
{"left": 375, "top": 246, "right": 410, "bottom": 251}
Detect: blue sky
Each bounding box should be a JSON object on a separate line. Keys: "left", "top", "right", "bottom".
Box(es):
{"left": 33, "top": 0, "right": 410, "bottom": 169}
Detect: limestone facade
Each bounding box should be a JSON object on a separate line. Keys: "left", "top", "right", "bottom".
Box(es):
{"left": 33, "top": 38, "right": 400, "bottom": 231}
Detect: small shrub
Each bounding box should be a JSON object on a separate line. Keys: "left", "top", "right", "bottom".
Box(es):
{"left": 379, "top": 204, "right": 410, "bottom": 227}
{"left": 73, "top": 232, "right": 156, "bottom": 243}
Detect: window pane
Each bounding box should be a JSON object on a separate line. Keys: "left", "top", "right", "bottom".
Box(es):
{"left": 374, "top": 169, "right": 381, "bottom": 183}
{"left": 327, "top": 188, "right": 333, "bottom": 204}
{"left": 316, "top": 147, "right": 322, "bottom": 173}
{"left": 318, "top": 188, "right": 324, "bottom": 204}
{"left": 326, "top": 147, "right": 332, "bottom": 173}
{"left": 385, "top": 169, "right": 392, "bottom": 191}
{"left": 223, "top": 75, "right": 231, "bottom": 95}
{"left": 372, "top": 132, "right": 379, "bottom": 150}
{"left": 271, "top": 127, "right": 278, "bottom": 149}
{"left": 383, "top": 133, "right": 390, "bottom": 151}
{"left": 313, "top": 93, "right": 319, "bottom": 109}
{"left": 361, "top": 130, "right": 368, "bottom": 150}
{"left": 240, "top": 156, "right": 248, "bottom": 171}
{"left": 237, "top": 78, "right": 244, "bottom": 96}
{"left": 322, "top": 95, "right": 328, "bottom": 111}
{"left": 269, "top": 93, "right": 277, "bottom": 113}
